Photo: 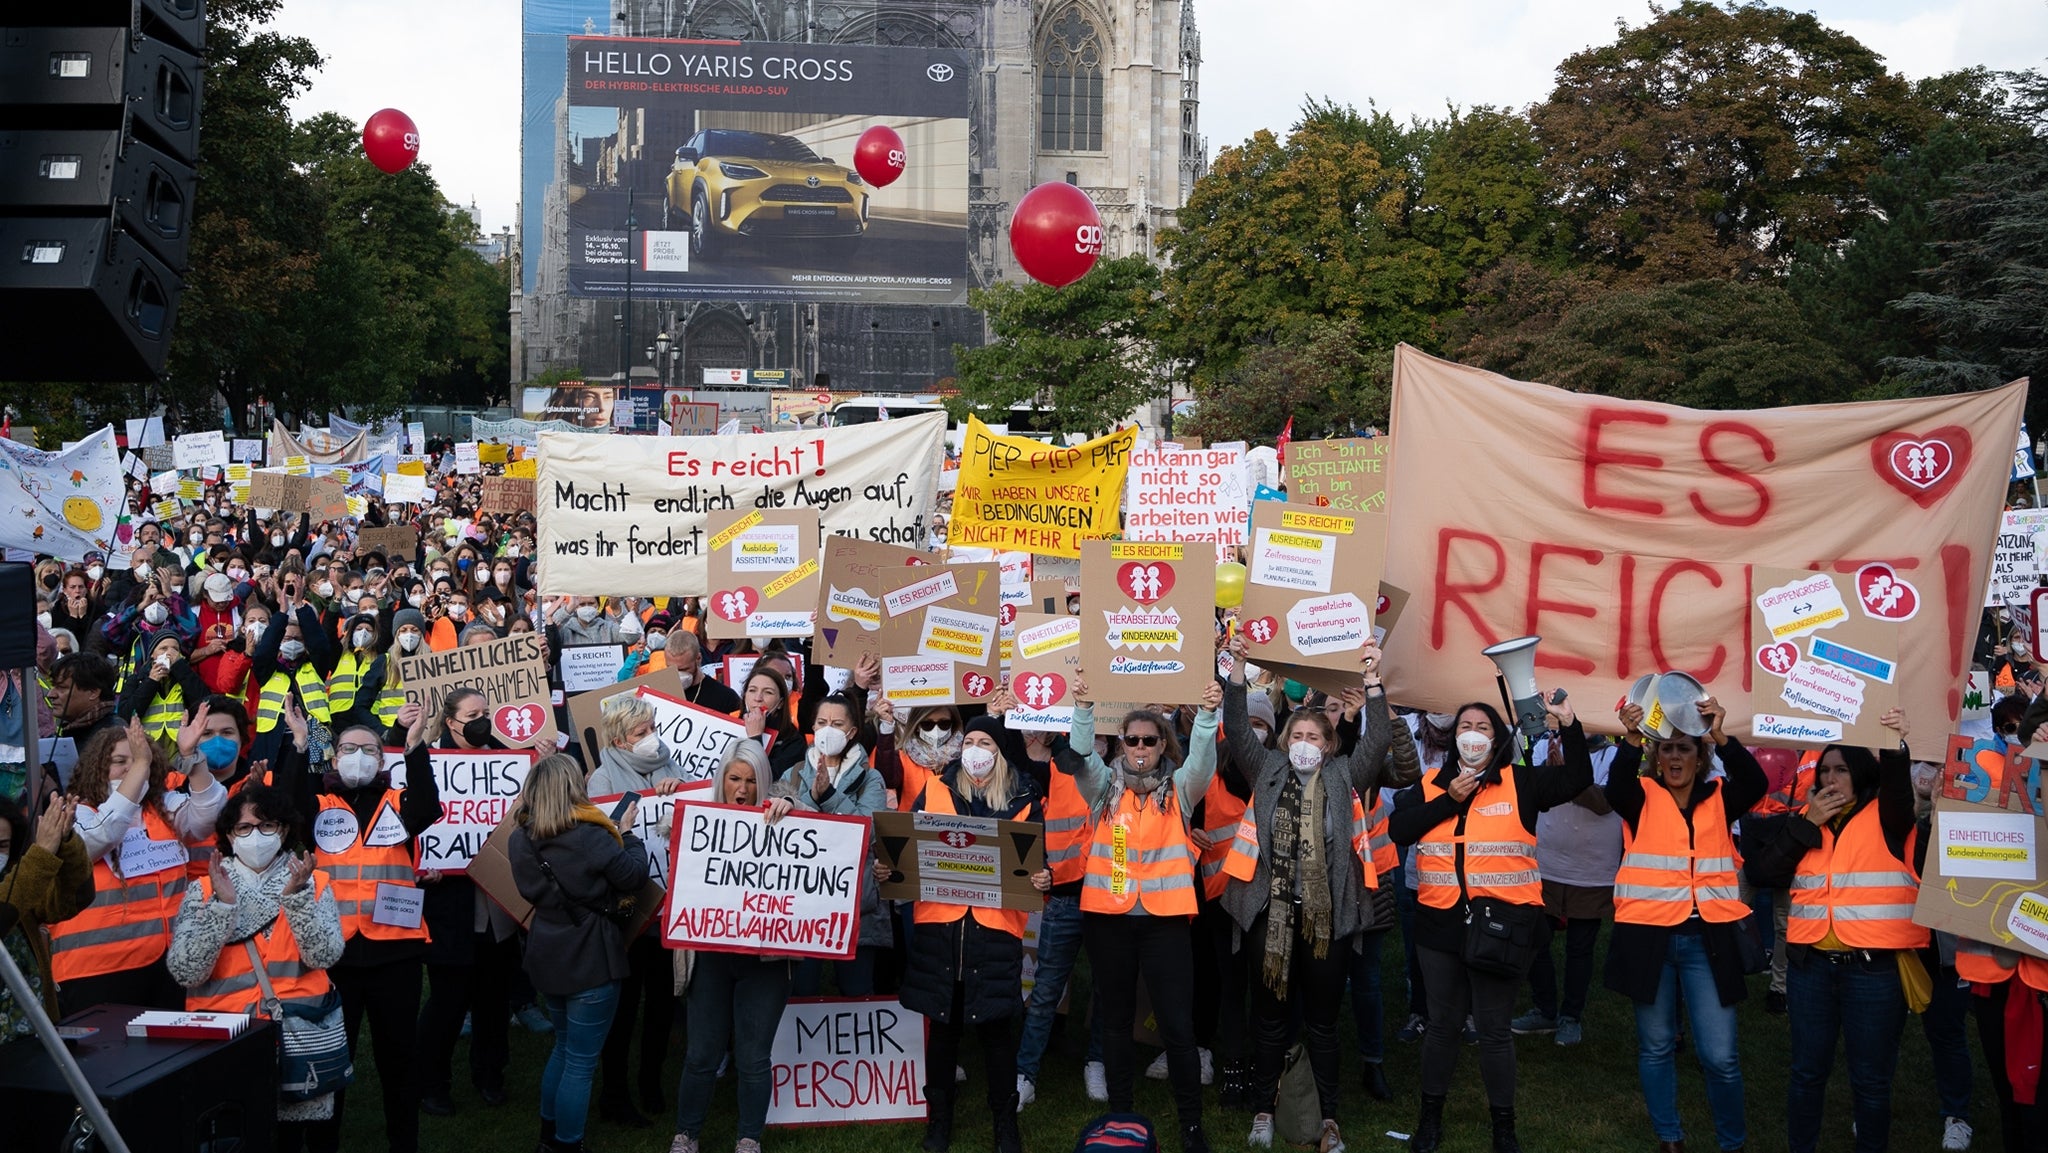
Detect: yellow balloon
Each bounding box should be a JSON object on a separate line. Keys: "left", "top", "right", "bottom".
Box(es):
{"left": 1214, "top": 561, "right": 1248, "bottom": 609}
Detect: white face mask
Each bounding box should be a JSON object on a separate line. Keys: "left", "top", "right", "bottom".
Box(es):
{"left": 134, "top": 562, "right": 152, "bottom": 582}
{"left": 227, "top": 567, "right": 248, "bottom": 581}
{"left": 234, "top": 829, "right": 284, "bottom": 871}
{"left": 408, "top": 593, "right": 425, "bottom": 608}
{"left": 279, "top": 639, "right": 306, "bottom": 661}
{"left": 246, "top": 622, "right": 266, "bottom": 641}
{"left": 271, "top": 533, "right": 286, "bottom": 547}
{"left": 576, "top": 605, "right": 599, "bottom": 623}
{"left": 647, "top": 632, "right": 667, "bottom": 652}
{"left": 1288, "top": 740, "right": 1321, "bottom": 772}
{"left": 316, "top": 581, "right": 334, "bottom": 598}
{"left": 0, "top": 852, "right": 9, "bottom": 874}
{"left": 960, "top": 744, "right": 996, "bottom": 780}
{"left": 918, "top": 722, "right": 952, "bottom": 746}
{"left": 88, "top": 564, "right": 105, "bottom": 581}
{"left": 630, "top": 733, "right": 662, "bottom": 759}
{"left": 813, "top": 726, "right": 849, "bottom": 758}
{"left": 493, "top": 571, "right": 510, "bottom": 585}
{"left": 674, "top": 669, "right": 693, "bottom": 687}
{"left": 447, "top": 603, "right": 468, "bottom": 620}
{"left": 1456, "top": 731, "right": 1493, "bottom": 768}
{"left": 352, "top": 628, "right": 374, "bottom": 649}
{"left": 154, "top": 653, "right": 174, "bottom": 670}
{"left": 143, "top": 602, "right": 169, "bottom": 625}
{"left": 336, "top": 750, "right": 382, "bottom": 787}
{"left": 36, "top": 612, "right": 50, "bottom": 629}
{"left": 397, "top": 631, "right": 422, "bottom": 653}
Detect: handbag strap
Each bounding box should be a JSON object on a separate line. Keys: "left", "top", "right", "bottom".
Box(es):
{"left": 243, "top": 936, "right": 284, "bottom": 1018}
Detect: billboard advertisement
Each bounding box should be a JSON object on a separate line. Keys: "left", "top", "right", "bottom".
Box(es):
{"left": 563, "top": 37, "right": 970, "bottom": 306}
{"left": 520, "top": 384, "right": 617, "bottom": 427}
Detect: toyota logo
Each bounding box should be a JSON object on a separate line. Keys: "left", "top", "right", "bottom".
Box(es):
{"left": 927, "top": 63, "right": 955, "bottom": 82}
{"left": 805, "top": 175, "right": 821, "bottom": 187}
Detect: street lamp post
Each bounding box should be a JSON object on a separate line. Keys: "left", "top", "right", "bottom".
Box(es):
{"left": 654, "top": 331, "right": 671, "bottom": 389}
{"left": 619, "top": 186, "right": 637, "bottom": 383}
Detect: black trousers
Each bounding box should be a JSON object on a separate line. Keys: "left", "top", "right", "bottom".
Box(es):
{"left": 923, "top": 980, "right": 1018, "bottom": 1115}
{"left": 601, "top": 932, "right": 678, "bottom": 1104}
{"left": 1972, "top": 977, "right": 2048, "bottom": 1153}
{"left": 1528, "top": 915, "right": 1601, "bottom": 1020}
{"left": 417, "top": 932, "right": 515, "bottom": 1096}
{"left": 1083, "top": 912, "right": 1203, "bottom": 1128}
{"left": 1417, "top": 944, "right": 1520, "bottom": 1108}
{"left": 306, "top": 959, "right": 422, "bottom": 1153}
{"left": 1247, "top": 912, "right": 1351, "bottom": 1121}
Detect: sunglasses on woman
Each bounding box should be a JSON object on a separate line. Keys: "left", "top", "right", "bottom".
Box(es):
{"left": 1122, "top": 734, "right": 1161, "bottom": 747}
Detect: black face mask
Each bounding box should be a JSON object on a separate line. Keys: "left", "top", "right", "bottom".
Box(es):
{"left": 460, "top": 715, "right": 494, "bottom": 746}
{"left": 41, "top": 575, "right": 58, "bottom": 590}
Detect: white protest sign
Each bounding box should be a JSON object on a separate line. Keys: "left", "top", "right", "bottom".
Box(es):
{"left": 534, "top": 411, "right": 947, "bottom": 596}
{"left": 1756, "top": 572, "right": 1849, "bottom": 641}
{"left": 1006, "top": 613, "right": 1081, "bottom": 730}
{"left": 231, "top": 438, "right": 264, "bottom": 463}
{"left": 407, "top": 422, "right": 427, "bottom": 453}
{"left": 171, "top": 430, "right": 229, "bottom": 470}
{"left": 635, "top": 686, "right": 759, "bottom": 784}
{"left": 383, "top": 472, "right": 427, "bottom": 504}
{"left": 881, "top": 655, "right": 956, "bottom": 707}
{"left": 560, "top": 643, "right": 624, "bottom": 692}
{"left": 1936, "top": 808, "right": 2038, "bottom": 881}
{"left": 662, "top": 802, "right": 869, "bottom": 959}
{"left": 385, "top": 748, "right": 538, "bottom": 872}
{"left": 1124, "top": 442, "right": 1251, "bottom": 550}
{"left": 767, "top": 997, "right": 928, "bottom": 1126}
{"left": 454, "top": 442, "right": 481, "bottom": 475}
{"left": 1990, "top": 509, "right": 2048, "bottom": 606}
{"left": 592, "top": 782, "right": 712, "bottom": 888}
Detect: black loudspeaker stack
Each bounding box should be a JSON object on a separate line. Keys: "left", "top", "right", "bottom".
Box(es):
{"left": 0, "top": 1, "right": 206, "bottom": 382}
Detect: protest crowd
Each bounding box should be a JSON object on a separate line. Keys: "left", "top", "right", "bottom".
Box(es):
{"left": 1, "top": 362, "right": 2045, "bottom": 1153}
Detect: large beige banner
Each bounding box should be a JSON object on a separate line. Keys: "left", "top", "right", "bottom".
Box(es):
{"left": 535, "top": 411, "right": 946, "bottom": 596}
{"left": 267, "top": 420, "right": 369, "bottom": 466}
{"left": 1380, "top": 346, "right": 2026, "bottom": 758}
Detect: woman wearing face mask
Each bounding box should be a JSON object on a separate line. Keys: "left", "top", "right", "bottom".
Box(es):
{"left": 1742, "top": 710, "right": 1923, "bottom": 1153}
{"left": 890, "top": 714, "right": 1050, "bottom": 1153}
{"left": 0, "top": 792, "right": 92, "bottom": 1046}
{"left": 1065, "top": 674, "right": 1224, "bottom": 1153}
{"left": 53, "top": 715, "right": 228, "bottom": 1014}
{"left": 248, "top": 582, "right": 336, "bottom": 770}
{"left": 892, "top": 705, "right": 963, "bottom": 813}
{"left": 1217, "top": 637, "right": 1409, "bottom": 1153}
{"left": 552, "top": 596, "right": 620, "bottom": 648}
{"left": 1605, "top": 695, "right": 1765, "bottom": 1153}
{"left": 166, "top": 784, "right": 345, "bottom": 1141}
{"left": 735, "top": 667, "right": 804, "bottom": 781}
{"left": 770, "top": 693, "right": 889, "bottom": 999}
{"left": 291, "top": 708, "right": 439, "bottom": 1152}
{"left": 327, "top": 612, "right": 403, "bottom": 734}
{"left": 105, "top": 571, "right": 195, "bottom": 683}
{"left": 1388, "top": 693, "right": 1590, "bottom": 1153}
{"left": 118, "top": 633, "right": 210, "bottom": 750}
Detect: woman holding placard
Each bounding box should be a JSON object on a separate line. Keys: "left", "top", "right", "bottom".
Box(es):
{"left": 671, "top": 740, "right": 797, "bottom": 1153}
{"left": 893, "top": 714, "right": 1049, "bottom": 1153}
{"left": 774, "top": 691, "right": 889, "bottom": 997}
{"left": 1066, "top": 673, "right": 1223, "bottom": 1153}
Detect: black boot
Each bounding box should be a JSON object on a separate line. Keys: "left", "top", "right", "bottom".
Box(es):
{"left": 1412, "top": 1094, "right": 1446, "bottom": 1153}
{"left": 1180, "top": 1122, "right": 1211, "bottom": 1153}
{"left": 993, "top": 1103, "right": 1023, "bottom": 1153}
{"left": 598, "top": 1086, "right": 650, "bottom": 1129}
{"left": 1361, "top": 1060, "right": 1392, "bottom": 1101}
{"left": 1490, "top": 1105, "right": 1521, "bottom": 1153}
{"left": 922, "top": 1084, "right": 954, "bottom": 1152}
{"left": 639, "top": 1065, "right": 666, "bottom": 1114}
{"left": 534, "top": 1117, "right": 556, "bottom": 1153}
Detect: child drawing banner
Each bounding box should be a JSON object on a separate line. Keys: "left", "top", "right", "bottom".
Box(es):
{"left": 536, "top": 412, "right": 945, "bottom": 596}
{"left": 0, "top": 426, "right": 124, "bottom": 561}
{"left": 1378, "top": 345, "right": 2024, "bottom": 758}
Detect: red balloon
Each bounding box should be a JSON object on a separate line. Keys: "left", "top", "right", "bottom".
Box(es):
{"left": 853, "top": 125, "right": 906, "bottom": 188}
{"left": 1008, "top": 182, "right": 1103, "bottom": 287}
{"left": 362, "top": 108, "right": 421, "bottom": 174}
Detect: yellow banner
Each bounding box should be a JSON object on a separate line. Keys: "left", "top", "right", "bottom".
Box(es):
{"left": 505, "top": 458, "right": 537, "bottom": 479}
{"left": 479, "top": 443, "right": 509, "bottom": 464}
{"left": 949, "top": 416, "right": 1135, "bottom": 558}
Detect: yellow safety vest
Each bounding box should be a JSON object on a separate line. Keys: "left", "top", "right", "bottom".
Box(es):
{"left": 255, "top": 665, "right": 332, "bottom": 732}
{"left": 140, "top": 683, "right": 186, "bottom": 745}
{"left": 327, "top": 651, "right": 367, "bottom": 713}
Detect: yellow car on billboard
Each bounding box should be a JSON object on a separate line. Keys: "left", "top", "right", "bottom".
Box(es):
{"left": 662, "top": 129, "right": 869, "bottom": 257}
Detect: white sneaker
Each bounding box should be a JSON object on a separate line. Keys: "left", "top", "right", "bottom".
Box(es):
{"left": 955, "top": 1064, "right": 967, "bottom": 1084}
{"left": 1145, "top": 1050, "right": 1170, "bottom": 1079}
{"left": 1084, "top": 1060, "right": 1108, "bottom": 1102}
{"left": 668, "top": 1137, "right": 698, "bottom": 1153}
{"left": 1016, "top": 1075, "right": 1035, "bottom": 1111}
{"left": 1943, "top": 1117, "right": 1974, "bottom": 1151}
{"left": 1199, "top": 1047, "right": 1214, "bottom": 1085}
{"left": 1319, "top": 1119, "right": 1346, "bottom": 1153}
{"left": 1247, "top": 1114, "right": 1274, "bottom": 1148}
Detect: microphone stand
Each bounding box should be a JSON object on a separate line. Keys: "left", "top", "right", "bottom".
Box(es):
{"left": 0, "top": 905, "right": 133, "bottom": 1153}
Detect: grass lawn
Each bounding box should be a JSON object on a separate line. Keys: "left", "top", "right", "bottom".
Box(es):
{"left": 343, "top": 925, "right": 1988, "bottom": 1152}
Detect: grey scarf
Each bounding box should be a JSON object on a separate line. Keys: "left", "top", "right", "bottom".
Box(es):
{"left": 601, "top": 742, "right": 673, "bottom": 788}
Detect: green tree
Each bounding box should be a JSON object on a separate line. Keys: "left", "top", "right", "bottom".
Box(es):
{"left": 949, "top": 254, "right": 1161, "bottom": 436}
{"left": 1182, "top": 320, "right": 1385, "bottom": 445}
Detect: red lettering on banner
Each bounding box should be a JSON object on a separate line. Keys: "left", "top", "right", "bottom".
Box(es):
{"left": 1647, "top": 561, "right": 1729, "bottom": 681}
{"left": 1691, "top": 423, "right": 1775, "bottom": 527}
{"left": 1432, "top": 529, "right": 1506, "bottom": 649}
{"left": 1582, "top": 409, "right": 1668, "bottom": 517}
{"left": 1525, "top": 544, "right": 1603, "bottom": 675}
{"left": 1617, "top": 555, "right": 1638, "bottom": 679}
{"left": 1943, "top": 543, "right": 1973, "bottom": 717}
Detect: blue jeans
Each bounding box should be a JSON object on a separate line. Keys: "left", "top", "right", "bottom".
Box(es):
{"left": 675, "top": 952, "right": 793, "bottom": 1142}
{"left": 1017, "top": 893, "right": 1100, "bottom": 1080}
{"left": 1786, "top": 948, "right": 1908, "bottom": 1153}
{"left": 1348, "top": 929, "right": 1387, "bottom": 1063}
{"left": 540, "top": 980, "right": 622, "bottom": 1144}
{"left": 1635, "top": 930, "right": 1744, "bottom": 1150}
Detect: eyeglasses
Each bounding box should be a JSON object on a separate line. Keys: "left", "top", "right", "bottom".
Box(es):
{"left": 335, "top": 743, "right": 380, "bottom": 757}
{"left": 1122, "top": 734, "right": 1161, "bottom": 747}
{"left": 232, "top": 820, "right": 284, "bottom": 838}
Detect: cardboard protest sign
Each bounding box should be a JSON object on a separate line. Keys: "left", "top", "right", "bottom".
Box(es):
{"left": 705, "top": 508, "right": 822, "bottom": 639}
{"left": 369, "top": 748, "right": 538, "bottom": 872}
{"left": 1912, "top": 736, "right": 2048, "bottom": 960}
{"left": 172, "top": 430, "right": 229, "bottom": 471}
{"left": 535, "top": 412, "right": 946, "bottom": 596}
{"left": 1079, "top": 540, "right": 1217, "bottom": 703}
{"left": 668, "top": 401, "right": 719, "bottom": 435}
{"left": 948, "top": 417, "right": 1135, "bottom": 557}
{"left": 1745, "top": 566, "right": 1903, "bottom": 748}
{"left": 1988, "top": 509, "right": 2048, "bottom": 607}
{"left": 996, "top": 550, "right": 1033, "bottom": 664}
{"left": 309, "top": 476, "right": 348, "bottom": 521}
{"left": 634, "top": 686, "right": 759, "bottom": 784}
{"left": 662, "top": 801, "right": 870, "bottom": 959}
{"left": 1031, "top": 580, "right": 1070, "bottom": 612}
{"left": 565, "top": 666, "right": 693, "bottom": 773}
{"left": 356, "top": 524, "right": 418, "bottom": 561}
{"left": 591, "top": 782, "right": 712, "bottom": 888}
{"left": 1007, "top": 612, "right": 1082, "bottom": 730}
{"left": 1379, "top": 345, "right": 2023, "bottom": 758}
{"left": 479, "top": 476, "right": 535, "bottom": 515}
{"left": 399, "top": 632, "right": 558, "bottom": 751}
{"left": 248, "top": 470, "right": 311, "bottom": 511}
{"left": 505, "top": 457, "right": 537, "bottom": 479}
{"left": 559, "top": 643, "right": 625, "bottom": 692}
{"left": 767, "top": 997, "right": 928, "bottom": 1126}
{"left": 877, "top": 560, "right": 1002, "bottom": 708}
{"left": 1285, "top": 438, "right": 1390, "bottom": 513}
{"left": 469, "top": 808, "right": 666, "bottom": 935}
{"left": 1125, "top": 442, "right": 1252, "bottom": 551}
{"left": 873, "top": 810, "right": 1045, "bottom": 912}
{"left": 1238, "top": 503, "right": 1388, "bottom": 676}
{"left": 814, "top": 535, "right": 927, "bottom": 669}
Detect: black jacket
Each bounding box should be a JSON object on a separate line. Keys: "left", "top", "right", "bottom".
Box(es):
{"left": 290, "top": 740, "right": 442, "bottom": 967}
{"left": 896, "top": 765, "right": 1041, "bottom": 1025}
{"left": 1744, "top": 747, "right": 1927, "bottom": 892}
{"left": 511, "top": 820, "right": 649, "bottom": 996}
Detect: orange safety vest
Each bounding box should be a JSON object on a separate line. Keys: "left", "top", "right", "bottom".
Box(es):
{"left": 1415, "top": 768, "right": 1542, "bottom": 910}
{"left": 1955, "top": 938, "right": 2048, "bottom": 992}
{"left": 50, "top": 807, "right": 188, "bottom": 982}
{"left": 897, "top": 749, "right": 938, "bottom": 814}
{"left": 1197, "top": 775, "right": 1248, "bottom": 900}
{"left": 1612, "top": 785, "right": 1748, "bottom": 926}
{"left": 1043, "top": 767, "right": 1090, "bottom": 887}
{"left": 184, "top": 873, "right": 336, "bottom": 1014}
{"left": 1346, "top": 790, "right": 1398, "bottom": 891}
{"left": 312, "top": 792, "right": 430, "bottom": 944}
{"left": 1081, "top": 781, "right": 1199, "bottom": 917}
{"left": 1787, "top": 802, "right": 1928, "bottom": 950}
{"left": 911, "top": 778, "right": 1029, "bottom": 938}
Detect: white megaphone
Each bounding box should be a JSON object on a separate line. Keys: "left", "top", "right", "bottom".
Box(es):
{"left": 1481, "top": 635, "right": 1549, "bottom": 740}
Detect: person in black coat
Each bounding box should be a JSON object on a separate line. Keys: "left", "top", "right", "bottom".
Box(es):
{"left": 510, "top": 753, "right": 650, "bottom": 1153}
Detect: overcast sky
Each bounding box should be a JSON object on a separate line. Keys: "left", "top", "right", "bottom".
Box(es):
{"left": 270, "top": 0, "right": 2048, "bottom": 236}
